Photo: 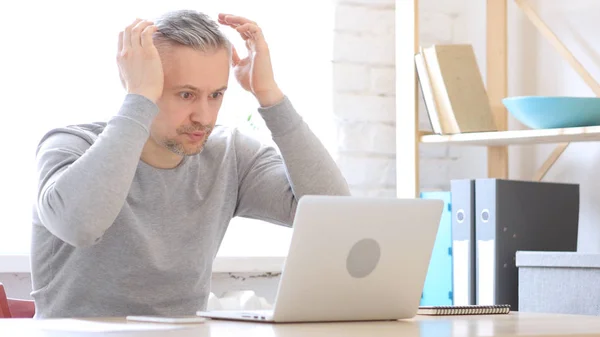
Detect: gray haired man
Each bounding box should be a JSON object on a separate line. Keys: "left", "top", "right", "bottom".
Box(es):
{"left": 31, "top": 10, "right": 350, "bottom": 318}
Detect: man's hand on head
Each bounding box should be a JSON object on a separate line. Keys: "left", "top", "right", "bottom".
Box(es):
{"left": 117, "top": 18, "right": 164, "bottom": 103}
{"left": 218, "top": 13, "right": 284, "bottom": 107}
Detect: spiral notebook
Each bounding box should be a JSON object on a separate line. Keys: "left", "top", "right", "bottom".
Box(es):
{"left": 417, "top": 304, "right": 511, "bottom": 316}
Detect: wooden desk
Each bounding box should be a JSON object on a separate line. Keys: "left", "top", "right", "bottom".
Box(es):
{"left": 2, "top": 312, "right": 600, "bottom": 336}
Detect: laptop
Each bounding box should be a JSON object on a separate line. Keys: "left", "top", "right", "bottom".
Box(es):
{"left": 197, "top": 195, "right": 444, "bottom": 323}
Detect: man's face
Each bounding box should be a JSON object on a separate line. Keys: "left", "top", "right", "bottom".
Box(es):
{"left": 151, "top": 44, "right": 230, "bottom": 156}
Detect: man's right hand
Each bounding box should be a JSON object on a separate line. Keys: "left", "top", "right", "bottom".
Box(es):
{"left": 117, "top": 19, "right": 164, "bottom": 103}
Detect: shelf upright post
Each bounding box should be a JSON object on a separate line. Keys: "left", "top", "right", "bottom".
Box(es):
{"left": 487, "top": 0, "right": 509, "bottom": 179}
{"left": 395, "top": 0, "right": 420, "bottom": 198}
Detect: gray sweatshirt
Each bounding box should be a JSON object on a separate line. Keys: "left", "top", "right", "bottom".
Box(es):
{"left": 31, "top": 94, "right": 350, "bottom": 318}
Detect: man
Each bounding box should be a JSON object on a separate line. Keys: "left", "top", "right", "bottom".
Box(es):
{"left": 31, "top": 9, "right": 350, "bottom": 318}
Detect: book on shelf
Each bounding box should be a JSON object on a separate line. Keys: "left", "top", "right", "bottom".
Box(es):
{"left": 415, "top": 44, "right": 497, "bottom": 135}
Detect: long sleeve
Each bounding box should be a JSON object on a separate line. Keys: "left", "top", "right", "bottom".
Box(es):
{"left": 233, "top": 96, "right": 350, "bottom": 226}
{"left": 35, "top": 94, "right": 159, "bottom": 247}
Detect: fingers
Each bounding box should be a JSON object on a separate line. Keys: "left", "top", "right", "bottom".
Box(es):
{"left": 121, "top": 18, "right": 155, "bottom": 52}
{"left": 217, "top": 13, "right": 263, "bottom": 41}
{"left": 123, "top": 18, "right": 143, "bottom": 49}
{"left": 235, "top": 23, "right": 263, "bottom": 41}
{"left": 118, "top": 31, "right": 124, "bottom": 54}
{"left": 219, "top": 13, "right": 256, "bottom": 25}
{"left": 217, "top": 14, "right": 267, "bottom": 52}
{"left": 218, "top": 13, "right": 256, "bottom": 27}
{"left": 217, "top": 13, "right": 229, "bottom": 25}
{"left": 141, "top": 25, "right": 158, "bottom": 48}
{"left": 130, "top": 20, "right": 155, "bottom": 48}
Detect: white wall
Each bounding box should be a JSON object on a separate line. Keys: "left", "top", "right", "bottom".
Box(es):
{"left": 333, "top": 0, "right": 397, "bottom": 197}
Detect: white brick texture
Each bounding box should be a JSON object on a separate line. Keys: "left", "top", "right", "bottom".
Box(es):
{"left": 370, "top": 66, "right": 395, "bottom": 95}
{"left": 336, "top": 0, "right": 394, "bottom": 9}
{"left": 333, "top": 63, "right": 370, "bottom": 92}
{"left": 333, "top": 33, "right": 394, "bottom": 66}
{"left": 337, "top": 122, "right": 395, "bottom": 155}
{"left": 333, "top": 0, "right": 464, "bottom": 194}
{"left": 335, "top": 4, "right": 395, "bottom": 36}
{"left": 334, "top": 94, "right": 395, "bottom": 122}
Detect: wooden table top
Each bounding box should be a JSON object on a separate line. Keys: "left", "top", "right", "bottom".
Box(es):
{"left": 2, "top": 312, "right": 600, "bottom": 336}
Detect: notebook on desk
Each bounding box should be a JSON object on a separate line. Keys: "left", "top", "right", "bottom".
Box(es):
{"left": 417, "top": 304, "right": 511, "bottom": 316}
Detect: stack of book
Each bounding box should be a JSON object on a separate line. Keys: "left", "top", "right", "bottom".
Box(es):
{"left": 415, "top": 44, "right": 498, "bottom": 134}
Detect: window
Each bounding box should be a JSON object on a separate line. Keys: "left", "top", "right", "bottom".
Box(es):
{"left": 0, "top": 0, "right": 335, "bottom": 256}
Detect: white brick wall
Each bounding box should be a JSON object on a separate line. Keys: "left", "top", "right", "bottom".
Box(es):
{"left": 333, "top": 63, "right": 370, "bottom": 92}
{"left": 334, "top": 1, "right": 395, "bottom": 197}
{"left": 333, "top": 0, "right": 468, "bottom": 195}
{"left": 333, "top": 34, "right": 395, "bottom": 65}
{"left": 334, "top": 94, "right": 395, "bottom": 122}
{"left": 335, "top": 4, "right": 394, "bottom": 35}
{"left": 336, "top": 0, "right": 395, "bottom": 8}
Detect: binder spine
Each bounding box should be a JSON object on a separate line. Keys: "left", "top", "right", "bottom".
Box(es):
{"left": 450, "top": 179, "right": 476, "bottom": 305}
{"left": 475, "top": 179, "right": 497, "bottom": 305}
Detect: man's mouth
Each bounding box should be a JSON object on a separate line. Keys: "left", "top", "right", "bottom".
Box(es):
{"left": 187, "top": 131, "right": 206, "bottom": 142}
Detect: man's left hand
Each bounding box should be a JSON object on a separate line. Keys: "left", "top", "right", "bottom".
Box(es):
{"left": 218, "top": 13, "right": 284, "bottom": 107}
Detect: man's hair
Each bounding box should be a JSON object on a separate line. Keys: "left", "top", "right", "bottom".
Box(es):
{"left": 153, "top": 9, "right": 231, "bottom": 54}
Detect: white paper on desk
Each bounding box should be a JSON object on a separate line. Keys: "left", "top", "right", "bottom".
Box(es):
{"left": 39, "top": 319, "right": 189, "bottom": 332}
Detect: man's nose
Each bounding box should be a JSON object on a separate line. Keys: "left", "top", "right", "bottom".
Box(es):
{"left": 190, "top": 98, "right": 211, "bottom": 125}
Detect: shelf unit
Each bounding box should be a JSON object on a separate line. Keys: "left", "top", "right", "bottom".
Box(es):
{"left": 395, "top": 0, "right": 599, "bottom": 198}
{"left": 420, "top": 126, "right": 600, "bottom": 146}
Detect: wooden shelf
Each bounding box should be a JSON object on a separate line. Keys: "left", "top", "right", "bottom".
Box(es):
{"left": 397, "top": 0, "right": 598, "bottom": 196}
{"left": 419, "top": 125, "right": 600, "bottom": 146}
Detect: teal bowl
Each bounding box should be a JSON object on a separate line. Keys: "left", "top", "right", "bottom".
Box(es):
{"left": 502, "top": 96, "right": 600, "bottom": 129}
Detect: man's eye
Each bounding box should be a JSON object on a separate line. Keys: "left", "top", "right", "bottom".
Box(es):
{"left": 211, "top": 92, "right": 223, "bottom": 99}
{"left": 180, "top": 92, "right": 194, "bottom": 100}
